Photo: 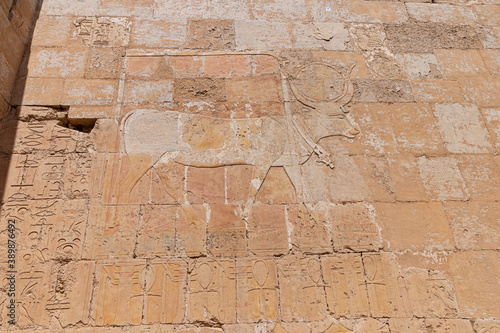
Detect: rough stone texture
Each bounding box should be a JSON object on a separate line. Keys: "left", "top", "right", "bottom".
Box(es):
{"left": 0, "top": 0, "right": 499, "bottom": 331}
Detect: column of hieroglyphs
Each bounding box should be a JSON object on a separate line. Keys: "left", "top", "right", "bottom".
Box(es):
{"left": 0, "top": 0, "right": 500, "bottom": 332}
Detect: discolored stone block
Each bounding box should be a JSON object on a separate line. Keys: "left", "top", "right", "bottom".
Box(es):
{"left": 187, "top": 19, "right": 236, "bottom": 50}
{"left": 384, "top": 23, "right": 481, "bottom": 52}
{"left": 352, "top": 79, "right": 414, "bottom": 103}
{"left": 248, "top": 204, "right": 289, "bottom": 256}
{"left": 418, "top": 156, "right": 469, "bottom": 201}
{"left": 207, "top": 204, "right": 246, "bottom": 257}
{"left": 174, "top": 78, "right": 227, "bottom": 102}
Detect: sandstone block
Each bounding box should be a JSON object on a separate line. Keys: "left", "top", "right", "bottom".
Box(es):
{"left": 85, "top": 47, "right": 122, "bottom": 79}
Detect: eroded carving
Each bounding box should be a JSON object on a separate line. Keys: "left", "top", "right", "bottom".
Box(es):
{"left": 74, "top": 17, "right": 130, "bottom": 47}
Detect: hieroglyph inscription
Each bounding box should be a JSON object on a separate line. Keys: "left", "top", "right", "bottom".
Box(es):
{"left": 74, "top": 17, "right": 130, "bottom": 47}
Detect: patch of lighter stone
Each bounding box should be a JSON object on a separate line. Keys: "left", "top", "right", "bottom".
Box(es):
{"left": 366, "top": 203, "right": 384, "bottom": 247}
{"left": 254, "top": 324, "right": 267, "bottom": 333}
{"left": 284, "top": 205, "right": 293, "bottom": 251}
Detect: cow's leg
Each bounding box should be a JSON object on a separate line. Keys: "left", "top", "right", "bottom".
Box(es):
{"left": 243, "top": 165, "right": 270, "bottom": 220}
{"left": 283, "top": 165, "right": 306, "bottom": 202}
{"left": 154, "top": 160, "right": 205, "bottom": 226}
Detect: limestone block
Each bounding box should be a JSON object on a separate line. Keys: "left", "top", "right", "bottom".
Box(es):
{"left": 207, "top": 204, "right": 246, "bottom": 257}
{"left": 256, "top": 167, "right": 297, "bottom": 204}
{"left": 11, "top": 77, "right": 65, "bottom": 106}
{"left": 187, "top": 19, "right": 235, "bottom": 50}
{"left": 204, "top": 55, "right": 252, "bottom": 78}
{"left": 434, "top": 103, "right": 492, "bottom": 154}
{"left": 418, "top": 156, "right": 470, "bottom": 201}
{"left": 187, "top": 166, "right": 225, "bottom": 204}
{"left": 279, "top": 255, "right": 328, "bottom": 321}
{"left": 406, "top": 3, "right": 475, "bottom": 25}
{"left": 236, "top": 258, "right": 279, "bottom": 322}
{"left": 475, "top": 320, "right": 500, "bottom": 333}
{"left": 288, "top": 204, "right": 332, "bottom": 254}
{"left": 473, "top": 4, "right": 500, "bottom": 25}
{"left": 251, "top": 0, "right": 308, "bottom": 21}
{"left": 327, "top": 203, "right": 382, "bottom": 252}
{"left": 94, "top": 260, "right": 187, "bottom": 325}
{"left": 389, "top": 318, "right": 426, "bottom": 333}
{"left": 310, "top": 51, "right": 370, "bottom": 79}
{"left": 123, "top": 80, "right": 173, "bottom": 105}
{"left": 27, "top": 47, "right": 87, "bottom": 78}
{"left": 40, "top": 0, "right": 101, "bottom": 16}
{"left": 384, "top": 23, "right": 481, "bottom": 52}
{"left": 435, "top": 49, "right": 488, "bottom": 79}
{"left": 332, "top": 0, "right": 408, "bottom": 23}
{"left": 176, "top": 204, "right": 207, "bottom": 257}
{"left": 226, "top": 165, "right": 253, "bottom": 204}
{"left": 365, "top": 53, "right": 403, "bottom": 79}
{"left": 174, "top": 78, "right": 227, "bottom": 102}
{"left": 396, "top": 53, "right": 442, "bottom": 79}
{"left": 481, "top": 50, "right": 500, "bottom": 75}
{"left": 375, "top": 202, "right": 455, "bottom": 251}
{"left": 425, "top": 319, "right": 474, "bottom": 333}
{"left": 411, "top": 79, "right": 465, "bottom": 103}
{"left": 74, "top": 17, "right": 130, "bottom": 47}
{"left": 458, "top": 74, "right": 500, "bottom": 107}
{"left": 478, "top": 25, "right": 500, "bottom": 49}
{"left": 353, "top": 155, "right": 395, "bottom": 202}
{"left": 32, "top": 15, "right": 80, "bottom": 47}
{"left": 188, "top": 259, "right": 236, "bottom": 323}
{"left": 85, "top": 47, "right": 122, "bottom": 79}
{"left": 130, "top": 18, "right": 186, "bottom": 48}
{"left": 387, "top": 154, "right": 428, "bottom": 202}
{"left": 352, "top": 318, "right": 390, "bottom": 332}
{"left": 226, "top": 75, "right": 282, "bottom": 102}
{"left": 352, "top": 79, "right": 413, "bottom": 103}
{"left": 96, "top": 0, "right": 155, "bottom": 17}
{"left": 126, "top": 56, "right": 173, "bottom": 80}
{"left": 63, "top": 78, "right": 118, "bottom": 106}
{"left": 292, "top": 23, "right": 350, "bottom": 51}
{"left": 136, "top": 205, "right": 176, "bottom": 257}
{"left": 482, "top": 108, "right": 500, "bottom": 152}
{"left": 321, "top": 254, "right": 369, "bottom": 318}
{"left": 349, "top": 24, "right": 387, "bottom": 52}
{"left": 83, "top": 203, "right": 140, "bottom": 259}
{"left": 248, "top": 204, "right": 289, "bottom": 256}
{"left": 457, "top": 154, "right": 500, "bottom": 200}
{"left": 235, "top": 21, "right": 292, "bottom": 50}
{"left": 451, "top": 251, "right": 500, "bottom": 317}
{"left": 444, "top": 202, "right": 500, "bottom": 250}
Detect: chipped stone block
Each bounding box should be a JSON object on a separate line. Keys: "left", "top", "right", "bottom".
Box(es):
{"left": 207, "top": 204, "right": 246, "bottom": 257}
{"left": 353, "top": 79, "right": 413, "bottom": 103}
{"left": 174, "top": 78, "right": 227, "bottom": 102}
{"left": 293, "top": 22, "right": 350, "bottom": 51}
{"left": 396, "top": 53, "right": 442, "bottom": 79}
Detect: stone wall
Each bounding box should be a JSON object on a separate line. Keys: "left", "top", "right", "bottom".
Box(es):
{"left": 1, "top": 0, "right": 500, "bottom": 332}
{"left": 0, "top": 0, "right": 41, "bottom": 118}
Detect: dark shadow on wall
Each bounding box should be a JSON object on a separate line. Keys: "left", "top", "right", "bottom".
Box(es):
{"left": 0, "top": 0, "right": 44, "bottom": 207}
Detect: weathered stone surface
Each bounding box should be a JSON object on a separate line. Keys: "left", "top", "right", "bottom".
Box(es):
{"left": 2, "top": 0, "right": 500, "bottom": 329}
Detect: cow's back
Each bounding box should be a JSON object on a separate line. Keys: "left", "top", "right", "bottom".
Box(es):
{"left": 123, "top": 110, "right": 286, "bottom": 166}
